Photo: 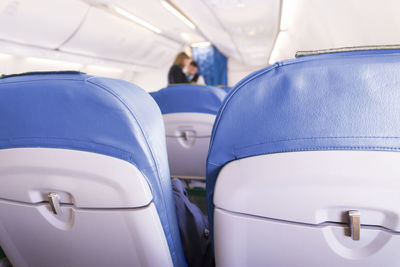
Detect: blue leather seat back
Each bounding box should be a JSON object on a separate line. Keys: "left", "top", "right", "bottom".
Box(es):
{"left": 151, "top": 84, "right": 227, "bottom": 115}
{"left": 219, "top": 86, "right": 232, "bottom": 93}
{"left": 0, "top": 72, "right": 186, "bottom": 267}
{"left": 206, "top": 49, "right": 400, "bottom": 237}
{"left": 150, "top": 84, "right": 227, "bottom": 179}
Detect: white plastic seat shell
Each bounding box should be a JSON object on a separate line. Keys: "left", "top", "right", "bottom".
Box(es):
{"left": 0, "top": 148, "right": 173, "bottom": 267}
{"left": 214, "top": 151, "right": 400, "bottom": 267}
{"left": 163, "top": 113, "right": 215, "bottom": 179}
{"left": 206, "top": 50, "right": 400, "bottom": 267}
{"left": 0, "top": 72, "right": 187, "bottom": 267}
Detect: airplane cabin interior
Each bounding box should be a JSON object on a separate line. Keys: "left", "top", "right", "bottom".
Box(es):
{"left": 1, "top": 0, "right": 400, "bottom": 266}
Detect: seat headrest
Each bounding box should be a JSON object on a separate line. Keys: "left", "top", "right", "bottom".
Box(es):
{"left": 151, "top": 84, "right": 227, "bottom": 115}
{"left": 206, "top": 49, "right": 400, "bottom": 236}
{"left": 218, "top": 86, "right": 232, "bottom": 93}
{"left": 0, "top": 72, "right": 163, "bottom": 170}
{"left": 0, "top": 72, "right": 186, "bottom": 267}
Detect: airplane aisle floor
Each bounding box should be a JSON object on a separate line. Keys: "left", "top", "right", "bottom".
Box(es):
{"left": 0, "top": 247, "right": 11, "bottom": 267}
{"left": 187, "top": 187, "right": 207, "bottom": 216}
{"left": 180, "top": 178, "right": 208, "bottom": 216}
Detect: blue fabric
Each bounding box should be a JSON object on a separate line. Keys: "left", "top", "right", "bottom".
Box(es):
{"left": 151, "top": 84, "right": 227, "bottom": 115}
{"left": 192, "top": 46, "right": 227, "bottom": 86}
{"left": 171, "top": 178, "right": 213, "bottom": 267}
{"left": 218, "top": 86, "right": 232, "bottom": 93}
{"left": 206, "top": 49, "right": 400, "bottom": 242}
{"left": 0, "top": 72, "right": 187, "bottom": 267}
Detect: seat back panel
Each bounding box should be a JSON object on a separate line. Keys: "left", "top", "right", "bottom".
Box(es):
{"left": 0, "top": 73, "right": 187, "bottom": 266}
{"left": 0, "top": 201, "right": 172, "bottom": 267}
{"left": 214, "top": 208, "right": 400, "bottom": 267}
{"left": 0, "top": 148, "right": 152, "bottom": 208}
{"left": 164, "top": 113, "right": 215, "bottom": 179}
{"left": 0, "top": 148, "right": 172, "bottom": 267}
{"left": 208, "top": 49, "right": 400, "bottom": 266}
{"left": 214, "top": 151, "right": 400, "bottom": 266}
{"left": 215, "top": 151, "right": 400, "bottom": 230}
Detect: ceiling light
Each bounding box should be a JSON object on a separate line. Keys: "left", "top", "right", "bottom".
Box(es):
{"left": 161, "top": 1, "right": 196, "bottom": 30}
{"left": 0, "top": 53, "right": 13, "bottom": 59}
{"left": 180, "top": 32, "right": 191, "bottom": 42}
{"left": 26, "top": 57, "right": 83, "bottom": 69}
{"left": 237, "top": 1, "right": 245, "bottom": 8}
{"left": 191, "top": 41, "right": 211, "bottom": 48}
{"left": 112, "top": 6, "right": 161, "bottom": 34}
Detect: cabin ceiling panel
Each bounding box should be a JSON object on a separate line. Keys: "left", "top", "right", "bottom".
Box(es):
{"left": 204, "top": 0, "right": 279, "bottom": 66}
{"left": 172, "top": 0, "right": 279, "bottom": 67}
{"left": 171, "top": 0, "right": 240, "bottom": 61}
{"left": 112, "top": 0, "right": 205, "bottom": 44}
{"left": 60, "top": 7, "right": 181, "bottom": 68}
{"left": 0, "top": 0, "right": 89, "bottom": 49}
{"left": 274, "top": 0, "right": 400, "bottom": 63}
{"left": 80, "top": 0, "right": 205, "bottom": 44}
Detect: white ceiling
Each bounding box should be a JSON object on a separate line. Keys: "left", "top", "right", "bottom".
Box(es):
{"left": 0, "top": 0, "right": 88, "bottom": 49}
{"left": 2, "top": 0, "right": 400, "bottom": 72}
{"left": 172, "top": 0, "right": 279, "bottom": 67}
{"left": 0, "top": 0, "right": 279, "bottom": 70}
{"left": 270, "top": 0, "right": 400, "bottom": 63}
{"left": 109, "top": 0, "right": 205, "bottom": 44}
{"left": 60, "top": 6, "right": 181, "bottom": 68}
{"left": 0, "top": 0, "right": 186, "bottom": 69}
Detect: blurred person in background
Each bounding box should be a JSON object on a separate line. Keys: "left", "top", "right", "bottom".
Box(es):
{"left": 168, "top": 52, "right": 190, "bottom": 84}
{"left": 187, "top": 61, "right": 205, "bottom": 85}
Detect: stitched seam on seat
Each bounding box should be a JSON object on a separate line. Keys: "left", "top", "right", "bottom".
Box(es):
{"left": 236, "top": 145, "right": 400, "bottom": 154}
{"left": 86, "top": 77, "right": 160, "bottom": 183}
{"left": 231, "top": 146, "right": 400, "bottom": 159}
{"left": 0, "top": 138, "right": 143, "bottom": 168}
{"left": 208, "top": 145, "right": 400, "bottom": 166}
{"left": 208, "top": 64, "right": 278, "bottom": 154}
{"left": 0, "top": 77, "right": 86, "bottom": 86}
{"left": 0, "top": 136, "right": 134, "bottom": 154}
{"left": 208, "top": 51, "right": 400, "bottom": 156}
{"left": 86, "top": 78, "right": 178, "bottom": 256}
{"left": 233, "top": 136, "right": 400, "bottom": 150}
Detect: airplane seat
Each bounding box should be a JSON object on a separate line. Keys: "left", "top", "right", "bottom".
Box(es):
{"left": 218, "top": 86, "right": 232, "bottom": 93}
{"left": 0, "top": 72, "right": 187, "bottom": 267}
{"left": 151, "top": 84, "right": 226, "bottom": 180}
{"left": 206, "top": 49, "right": 400, "bottom": 266}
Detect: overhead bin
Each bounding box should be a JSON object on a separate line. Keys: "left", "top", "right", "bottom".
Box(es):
{"left": 61, "top": 7, "right": 181, "bottom": 68}
{"left": 0, "top": 0, "right": 89, "bottom": 49}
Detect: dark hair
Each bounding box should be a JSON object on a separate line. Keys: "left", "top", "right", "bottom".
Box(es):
{"left": 190, "top": 61, "right": 199, "bottom": 68}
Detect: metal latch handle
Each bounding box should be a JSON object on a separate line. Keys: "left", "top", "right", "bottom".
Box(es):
{"left": 348, "top": 210, "right": 360, "bottom": 241}
{"left": 182, "top": 131, "right": 189, "bottom": 141}
{"left": 48, "top": 192, "right": 62, "bottom": 215}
